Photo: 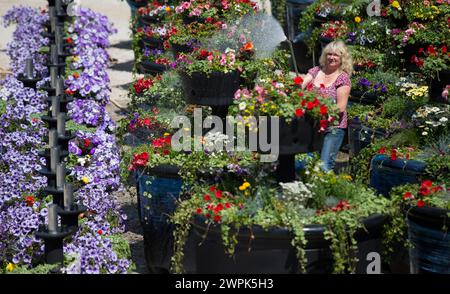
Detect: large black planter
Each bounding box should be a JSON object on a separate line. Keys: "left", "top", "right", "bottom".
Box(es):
{"left": 429, "top": 70, "right": 450, "bottom": 103}
{"left": 190, "top": 214, "right": 386, "bottom": 274}
{"left": 138, "top": 60, "right": 168, "bottom": 75}
{"left": 135, "top": 164, "right": 183, "bottom": 273}
{"left": 347, "top": 118, "right": 385, "bottom": 157}
{"left": 406, "top": 205, "right": 450, "bottom": 274}
{"left": 180, "top": 71, "right": 240, "bottom": 107}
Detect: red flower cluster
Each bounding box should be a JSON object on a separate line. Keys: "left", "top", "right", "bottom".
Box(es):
{"left": 402, "top": 180, "right": 444, "bottom": 208}
{"left": 129, "top": 116, "right": 158, "bottom": 132}
{"left": 133, "top": 77, "right": 154, "bottom": 95}
{"left": 411, "top": 45, "right": 449, "bottom": 68}
{"left": 25, "top": 195, "right": 35, "bottom": 207}
{"left": 379, "top": 147, "right": 414, "bottom": 161}
{"left": 196, "top": 186, "right": 234, "bottom": 222}
{"left": 151, "top": 134, "right": 171, "bottom": 155}
{"left": 128, "top": 152, "right": 150, "bottom": 171}
{"left": 317, "top": 200, "right": 351, "bottom": 215}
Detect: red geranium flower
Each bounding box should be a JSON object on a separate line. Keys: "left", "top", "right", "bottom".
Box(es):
{"left": 295, "top": 108, "right": 305, "bottom": 117}
{"left": 320, "top": 105, "right": 328, "bottom": 115}
{"left": 390, "top": 149, "right": 397, "bottom": 161}
{"left": 204, "top": 194, "right": 211, "bottom": 202}
{"left": 25, "top": 196, "right": 35, "bottom": 207}
{"left": 417, "top": 199, "right": 425, "bottom": 207}
{"left": 293, "top": 76, "right": 303, "bottom": 85}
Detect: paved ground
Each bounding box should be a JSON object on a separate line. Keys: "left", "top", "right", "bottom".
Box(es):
{"left": 0, "top": 0, "right": 146, "bottom": 273}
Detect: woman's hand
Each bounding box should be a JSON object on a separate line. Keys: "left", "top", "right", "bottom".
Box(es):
{"left": 336, "top": 85, "right": 350, "bottom": 113}
{"left": 442, "top": 85, "right": 449, "bottom": 101}
{"left": 301, "top": 73, "right": 314, "bottom": 90}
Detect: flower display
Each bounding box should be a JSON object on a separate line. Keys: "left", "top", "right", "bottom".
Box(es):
{"left": 230, "top": 74, "right": 340, "bottom": 129}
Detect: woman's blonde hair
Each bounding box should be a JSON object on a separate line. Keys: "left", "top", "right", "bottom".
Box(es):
{"left": 319, "top": 40, "right": 353, "bottom": 76}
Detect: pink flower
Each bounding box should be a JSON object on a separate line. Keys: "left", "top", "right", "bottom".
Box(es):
{"left": 423, "top": 0, "right": 430, "bottom": 5}
{"left": 220, "top": 54, "right": 227, "bottom": 66}
{"left": 207, "top": 54, "right": 214, "bottom": 62}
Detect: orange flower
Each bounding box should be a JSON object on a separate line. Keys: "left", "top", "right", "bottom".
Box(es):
{"left": 243, "top": 42, "right": 253, "bottom": 51}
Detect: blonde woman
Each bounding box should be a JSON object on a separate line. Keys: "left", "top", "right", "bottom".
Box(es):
{"left": 302, "top": 40, "right": 353, "bottom": 172}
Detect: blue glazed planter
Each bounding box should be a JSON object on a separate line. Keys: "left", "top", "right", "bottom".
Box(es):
{"left": 369, "top": 155, "right": 426, "bottom": 197}
{"left": 134, "top": 165, "right": 183, "bottom": 273}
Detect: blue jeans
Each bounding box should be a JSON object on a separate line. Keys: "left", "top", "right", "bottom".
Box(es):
{"left": 320, "top": 128, "right": 346, "bottom": 172}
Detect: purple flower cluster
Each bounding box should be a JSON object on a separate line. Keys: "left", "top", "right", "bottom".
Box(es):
{"left": 68, "top": 99, "right": 115, "bottom": 132}
{"left": 3, "top": 6, "right": 49, "bottom": 78}
{"left": 64, "top": 8, "right": 116, "bottom": 104}
{"left": 357, "top": 78, "right": 388, "bottom": 93}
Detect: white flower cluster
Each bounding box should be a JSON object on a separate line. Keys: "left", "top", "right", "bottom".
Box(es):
{"left": 279, "top": 180, "right": 315, "bottom": 209}
{"left": 203, "top": 131, "right": 232, "bottom": 152}
{"left": 413, "top": 105, "right": 450, "bottom": 136}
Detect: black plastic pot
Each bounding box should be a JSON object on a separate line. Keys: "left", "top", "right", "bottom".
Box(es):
{"left": 128, "top": 0, "right": 148, "bottom": 8}
{"left": 347, "top": 118, "right": 385, "bottom": 157}
{"left": 138, "top": 60, "right": 168, "bottom": 75}
{"left": 190, "top": 214, "right": 386, "bottom": 274}
{"left": 140, "top": 36, "right": 164, "bottom": 50}
{"left": 406, "top": 205, "right": 450, "bottom": 274}
{"left": 180, "top": 71, "right": 240, "bottom": 107}
{"left": 141, "top": 14, "right": 162, "bottom": 25}
{"left": 170, "top": 42, "right": 195, "bottom": 55}
{"left": 182, "top": 15, "right": 206, "bottom": 25}
{"left": 349, "top": 89, "right": 379, "bottom": 105}
{"left": 257, "top": 115, "right": 324, "bottom": 156}
{"left": 135, "top": 164, "right": 183, "bottom": 273}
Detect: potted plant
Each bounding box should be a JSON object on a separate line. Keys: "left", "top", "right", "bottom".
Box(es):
{"left": 229, "top": 74, "right": 340, "bottom": 155}
{"left": 388, "top": 180, "right": 450, "bottom": 273}
{"left": 171, "top": 158, "right": 390, "bottom": 274}
{"left": 177, "top": 45, "right": 251, "bottom": 107}
{"left": 137, "top": 2, "right": 173, "bottom": 25}
{"left": 122, "top": 132, "right": 257, "bottom": 273}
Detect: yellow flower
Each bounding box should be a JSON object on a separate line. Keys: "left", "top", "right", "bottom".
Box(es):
{"left": 164, "top": 132, "right": 170, "bottom": 137}
{"left": 165, "top": 6, "right": 171, "bottom": 12}
{"left": 73, "top": 56, "right": 78, "bottom": 62}
{"left": 6, "top": 263, "right": 15, "bottom": 272}
{"left": 239, "top": 181, "right": 251, "bottom": 191}
{"left": 342, "top": 174, "right": 353, "bottom": 181}
{"left": 81, "top": 176, "right": 89, "bottom": 184}
{"left": 391, "top": 1, "right": 400, "bottom": 9}
{"left": 354, "top": 16, "right": 361, "bottom": 23}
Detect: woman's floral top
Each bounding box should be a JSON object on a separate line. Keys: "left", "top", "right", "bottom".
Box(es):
{"left": 308, "top": 66, "right": 351, "bottom": 129}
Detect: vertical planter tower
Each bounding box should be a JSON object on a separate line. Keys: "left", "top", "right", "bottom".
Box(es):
{"left": 34, "top": 0, "right": 86, "bottom": 265}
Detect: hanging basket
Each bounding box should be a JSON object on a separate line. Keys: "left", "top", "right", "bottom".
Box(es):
{"left": 180, "top": 70, "right": 240, "bottom": 107}
{"left": 256, "top": 115, "right": 324, "bottom": 156}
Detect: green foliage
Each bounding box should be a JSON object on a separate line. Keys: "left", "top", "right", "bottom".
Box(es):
{"left": 109, "top": 234, "right": 133, "bottom": 261}
{"left": 170, "top": 165, "right": 391, "bottom": 274}
{"left": 65, "top": 120, "right": 97, "bottom": 134}
{"left": 0, "top": 99, "right": 6, "bottom": 115}
{"left": 6, "top": 263, "right": 59, "bottom": 274}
